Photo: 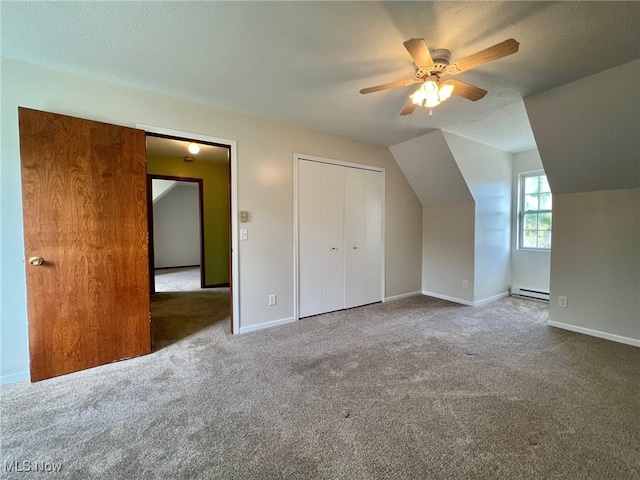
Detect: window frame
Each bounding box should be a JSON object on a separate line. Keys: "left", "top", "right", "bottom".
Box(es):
{"left": 517, "top": 170, "right": 552, "bottom": 252}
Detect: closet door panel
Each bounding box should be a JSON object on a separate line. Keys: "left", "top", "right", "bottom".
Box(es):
{"left": 344, "top": 168, "right": 365, "bottom": 308}
{"left": 364, "top": 170, "right": 383, "bottom": 304}
{"left": 321, "top": 163, "right": 345, "bottom": 313}
{"left": 298, "top": 160, "right": 323, "bottom": 317}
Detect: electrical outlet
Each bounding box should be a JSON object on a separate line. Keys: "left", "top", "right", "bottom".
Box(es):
{"left": 268, "top": 294, "right": 277, "bottom": 306}
{"left": 558, "top": 296, "right": 568, "bottom": 308}
{"left": 462, "top": 280, "right": 469, "bottom": 289}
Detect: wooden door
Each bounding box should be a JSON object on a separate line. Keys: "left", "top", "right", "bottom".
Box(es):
{"left": 320, "top": 163, "right": 345, "bottom": 313}
{"left": 19, "top": 107, "right": 151, "bottom": 382}
{"left": 344, "top": 167, "right": 366, "bottom": 308}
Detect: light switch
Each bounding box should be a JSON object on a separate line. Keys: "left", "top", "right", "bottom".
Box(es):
{"left": 240, "top": 211, "right": 248, "bottom": 222}
{"left": 240, "top": 229, "right": 248, "bottom": 241}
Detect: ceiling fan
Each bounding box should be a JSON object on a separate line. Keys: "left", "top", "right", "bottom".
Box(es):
{"left": 360, "top": 38, "right": 519, "bottom": 116}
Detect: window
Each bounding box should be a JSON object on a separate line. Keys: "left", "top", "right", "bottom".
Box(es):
{"left": 519, "top": 172, "right": 552, "bottom": 250}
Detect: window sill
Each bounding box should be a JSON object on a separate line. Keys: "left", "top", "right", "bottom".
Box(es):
{"left": 516, "top": 248, "right": 551, "bottom": 253}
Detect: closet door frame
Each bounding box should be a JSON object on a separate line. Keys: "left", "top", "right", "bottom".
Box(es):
{"left": 293, "top": 153, "right": 385, "bottom": 321}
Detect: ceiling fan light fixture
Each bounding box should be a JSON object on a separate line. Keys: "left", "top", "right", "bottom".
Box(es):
{"left": 423, "top": 79, "right": 439, "bottom": 95}
{"left": 410, "top": 90, "right": 425, "bottom": 107}
{"left": 411, "top": 79, "right": 450, "bottom": 109}
{"left": 424, "top": 94, "right": 441, "bottom": 108}
{"left": 439, "top": 82, "right": 455, "bottom": 101}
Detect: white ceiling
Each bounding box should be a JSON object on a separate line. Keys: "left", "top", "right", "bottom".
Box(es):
{"left": 2, "top": 1, "right": 639, "bottom": 153}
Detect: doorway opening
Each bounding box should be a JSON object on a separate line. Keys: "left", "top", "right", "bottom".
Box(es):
{"left": 143, "top": 128, "right": 238, "bottom": 336}
{"left": 149, "top": 176, "right": 204, "bottom": 292}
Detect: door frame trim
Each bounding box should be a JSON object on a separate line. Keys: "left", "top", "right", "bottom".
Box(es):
{"left": 293, "top": 153, "right": 386, "bottom": 322}
{"left": 140, "top": 124, "right": 239, "bottom": 334}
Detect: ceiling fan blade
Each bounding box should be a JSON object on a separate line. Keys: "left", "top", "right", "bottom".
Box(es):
{"left": 400, "top": 99, "right": 418, "bottom": 116}
{"left": 449, "top": 39, "right": 519, "bottom": 74}
{"left": 451, "top": 80, "right": 487, "bottom": 101}
{"left": 403, "top": 38, "right": 434, "bottom": 67}
{"left": 359, "top": 78, "right": 419, "bottom": 94}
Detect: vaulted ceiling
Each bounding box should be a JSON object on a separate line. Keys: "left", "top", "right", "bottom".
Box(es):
{"left": 2, "top": 1, "right": 639, "bottom": 153}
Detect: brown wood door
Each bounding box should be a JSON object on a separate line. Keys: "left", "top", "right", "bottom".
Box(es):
{"left": 19, "top": 107, "right": 151, "bottom": 382}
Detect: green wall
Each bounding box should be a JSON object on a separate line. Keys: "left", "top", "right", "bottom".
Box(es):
{"left": 147, "top": 155, "right": 230, "bottom": 286}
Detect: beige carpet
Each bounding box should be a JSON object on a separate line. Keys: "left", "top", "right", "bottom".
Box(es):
{"left": 1, "top": 291, "right": 639, "bottom": 479}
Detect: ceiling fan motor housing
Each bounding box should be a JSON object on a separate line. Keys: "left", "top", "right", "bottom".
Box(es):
{"left": 416, "top": 49, "right": 452, "bottom": 77}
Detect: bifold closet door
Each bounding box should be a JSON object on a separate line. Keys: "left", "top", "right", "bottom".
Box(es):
{"left": 298, "top": 160, "right": 322, "bottom": 317}
{"left": 364, "top": 170, "right": 383, "bottom": 304}
{"left": 298, "top": 159, "right": 382, "bottom": 318}
{"left": 344, "top": 168, "right": 366, "bottom": 308}
{"left": 321, "top": 163, "right": 345, "bottom": 313}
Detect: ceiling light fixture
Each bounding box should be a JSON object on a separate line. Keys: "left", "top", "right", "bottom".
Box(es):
{"left": 409, "top": 77, "right": 455, "bottom": 117}
{"left": 187, "top": 142, "right": 200, "bottom": 155}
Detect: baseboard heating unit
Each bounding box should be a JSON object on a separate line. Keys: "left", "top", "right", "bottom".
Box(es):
{"left": 511, "top": 286, "right": 550, "bottom": 302}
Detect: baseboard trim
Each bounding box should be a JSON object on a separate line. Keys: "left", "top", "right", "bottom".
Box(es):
{"left": 155, "top": 265, "right": 200, "bottom": 270}
{"left": 547, "top": 320, "right": 640, "bottom": 347}
{"left": 422, "top": 291, "right": 473, "bottom": 306}
{"left": 384, "top": 291, "right": 422, "bottom": 302}
{"left": 0, "top": 371, "right": 29, "bottom": 385}
{"left": 202, "top": 282, "right": 230, "bottom": 288}
{"left": 474, "top": 291, "right": 510, "bottom": 306}
{"left": 238, "top": 316, "right": 297, "bottom": 334}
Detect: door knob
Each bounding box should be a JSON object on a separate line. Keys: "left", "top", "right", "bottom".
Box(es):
{"left": 29, "top": 256, "right": 44, "bottom": 266}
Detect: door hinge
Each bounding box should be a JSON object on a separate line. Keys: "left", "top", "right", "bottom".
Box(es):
{"left": 149, "top": 312, "right": 152, "bottom": 322}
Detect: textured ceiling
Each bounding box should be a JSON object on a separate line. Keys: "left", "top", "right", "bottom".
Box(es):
{"left": 2, "top": 1, "right": 639, "bottom": 153}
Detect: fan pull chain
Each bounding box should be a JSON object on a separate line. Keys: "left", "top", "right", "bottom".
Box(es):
{"left": 429, "top": 107, "right": 433, "bottom": 117}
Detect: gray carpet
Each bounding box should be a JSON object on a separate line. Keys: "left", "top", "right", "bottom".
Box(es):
{"left": 154, "top": 267, "right": 202, "bottom": 292}
{"left": 1, "top": 291, "right": 639, "bottom": 479}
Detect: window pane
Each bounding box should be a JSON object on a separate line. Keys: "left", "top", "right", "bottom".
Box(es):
{"left": 538, "top": 212, "right": 552, "bottom": 231}
{"left": 524, "top": 213, "right": 538, "bottom": 230}
{"left": 519, "top": 173, "right": 552, "bottom": 251}
{"left": 539, "top": 193, "right": 552, "bottom": 210}
{"left": 540, "top": 175, "right": 551, "bottom": 193}
{"left": 524, "top": 176, "right": 540, "bottom": 194}
{"left": 523, "top": 231, "right": 537, "bottom": 248}
{"left": 537, "top": 230, "right": 551, "bottom": 249}
{"left": 524, "top": 194, "right": 538, "bottom": 210}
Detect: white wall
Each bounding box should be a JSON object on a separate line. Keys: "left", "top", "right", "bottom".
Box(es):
{"left": 443, "top": 132, "right": 512, "bottom": 302}
{"left": 0, "top": 58, "right": 423, "bottom": 382}
{"left": 153, "top": 184, "right": 200, "bottom": 269}
{"left": 390, "top": 131, "right": 475, "bottom": 303}
{"left": 524, "top": 59, "right": 640, "bottom": 345}
{"left": 549, "top": 189, "right": 639, "bottom": 343}
{"left": 422, "top": 202, "right": 475, "bottom": 304}
{"left": 390, "top": 131, "right": 472, "bottom": 206}
{"left": 511, "top": 150, "right": 550, "bottom": 292}
{"left": 390, "top": 130, "right": 513, "bottom": 305}
{"left": 152, "top": 179, "right": 177, "bottom": 203}
{"left": 525, "top": 59, "right": 640, "bottom": 194}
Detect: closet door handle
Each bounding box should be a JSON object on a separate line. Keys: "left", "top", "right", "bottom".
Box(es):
{"left": 330, "top": 247, "right": 338, "bottom": 251}
{"left": 353, "top": 246, "right": 359, "bottom": 250}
